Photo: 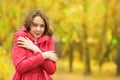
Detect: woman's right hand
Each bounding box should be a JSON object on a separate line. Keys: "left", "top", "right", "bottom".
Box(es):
{"left": 17, "top": 37, "right": 41, "bottom": 53}
{"left": 42, "top": 51, "right": 57, "bottom": 62}
{"left": 17, "top": 37, "right": 57, "bottom": 62}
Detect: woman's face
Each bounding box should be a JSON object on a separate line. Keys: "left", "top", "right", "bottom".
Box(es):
{"left": 30, "top": 16, "right": 45, "bottom": 38}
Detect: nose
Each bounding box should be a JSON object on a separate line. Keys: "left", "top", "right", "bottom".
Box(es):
{"left": 36, "top": 26, "right": 41, "bottom": 31}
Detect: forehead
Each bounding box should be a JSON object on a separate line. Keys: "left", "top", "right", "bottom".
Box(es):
{"left": 33, "top": 16, "right": 44, "bottom": 24}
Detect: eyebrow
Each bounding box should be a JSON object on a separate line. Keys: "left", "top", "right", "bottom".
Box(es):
{"left": 32, "top": 22, "right": 45, "bottom": 25}
{"left": 32, "top": 22, "right": 45, "bottom": 27}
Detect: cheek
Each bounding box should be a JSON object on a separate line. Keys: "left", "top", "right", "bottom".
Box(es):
{"left": 42, "top": 28, "right": 45, "bottom": 32}
{"left": 29, "top": 28, "right": 35, "bottom": 34}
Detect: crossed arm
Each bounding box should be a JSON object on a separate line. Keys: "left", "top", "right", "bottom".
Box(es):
{"left": 12, "top": 34, "right": 57, "bottom": 74}
{"left": 17, "top": 37, "right": 57, "bottom": 62}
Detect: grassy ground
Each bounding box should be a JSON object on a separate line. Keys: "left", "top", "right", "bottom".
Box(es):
{"left": 7, "top": 58, "right": 120, "bottom": 80}
{"left": 52, "top": 59, "right": 120, "bottom": 80}
{"left": 1, "top": 46, "right": 120, "bottom": 80}
{"left": 52, "top": 71, "right": 120, "bottom": 80}
{"left": 53, "top": 72, "right": 120, "bottom": 80}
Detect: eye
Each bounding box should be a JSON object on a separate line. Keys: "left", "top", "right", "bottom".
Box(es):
{"left": 40, "top": 24, "right": 45, "bottom": 27}
{"left": 32, "top": 23, "right": 38, "bottom": 27}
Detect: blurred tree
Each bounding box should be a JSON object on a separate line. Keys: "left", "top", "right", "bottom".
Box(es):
{"left": 82, "top": 0, "right": 91, "bottom": 75}
{"left": 114, "top": 0, "right": 120, "bottom": 76}
{"left": 1, "top": 0, "right": 120, "bottom": 78}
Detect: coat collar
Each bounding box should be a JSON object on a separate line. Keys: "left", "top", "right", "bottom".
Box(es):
{"left": 21, "top": 27, "right": 49, "bottom": 44}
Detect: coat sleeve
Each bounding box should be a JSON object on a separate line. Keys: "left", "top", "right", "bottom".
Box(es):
{"left": 12, "top": 32, "right": 44, "bottom": 74}
{"left": 41, "top": 37, "right": 56, "bottom": 75}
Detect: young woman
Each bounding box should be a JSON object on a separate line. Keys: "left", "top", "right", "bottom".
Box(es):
{"left": 12, "top": 9, "right": 57, "bottom": 80}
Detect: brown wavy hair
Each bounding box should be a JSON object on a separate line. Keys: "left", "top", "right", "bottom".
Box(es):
{"left": 23, "top": 9, "right": 53, "bottom": 36}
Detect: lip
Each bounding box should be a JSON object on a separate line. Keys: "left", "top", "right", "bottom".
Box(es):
{"left": 34, "top": 34, "right": 41, "bottom": 38}
{"left": 35, "top": 33, "right": 40, "bottom": 36}
{"left": 35, "top": 33, "right": 40, "bottom": 34}
{"left": 35, "top": 32, "right": 42, "bottom": 36}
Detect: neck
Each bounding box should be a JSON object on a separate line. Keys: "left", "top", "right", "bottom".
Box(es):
{"left": 34, "top": 37, "right": 38, "bottom": 44}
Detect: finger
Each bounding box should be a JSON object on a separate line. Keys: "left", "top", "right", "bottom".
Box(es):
{"left": 53, "top": 57, "right": 57, "bottom": 62}
{"left": 51, "top": 54, "right": 57, "bottom": 62}
{"left": 48, "top": 51, "right": 55, "bottom": 53}
{"left": 53, "top": 53, "right": 57, "bottom": 57}
{"left": 52, "top": 50, "right": 55, "bottom": 53}
{"left": 17, "top": 38, "right": 24, "bottom": 41}
{"left": 18, "top": 37, "right": 25, "bottom": 39}
{"left": 17, "top": 38, "right": 24, "bottom": 42}
{"left": 17, "top": 41, "right": 24, "bottom": 45}
{"left": 18, "top": 37, "right": 26, "bottom": 41}
{"left": 25, "top": 37, "right": 30, "bottom": 40}
{"left": 48, "top": 50, "right": 55, "bottom": 52}
{"left": 17, "top": 44, "right": 25, "bottom": 48}
{"left": 45, "top": 51, "right": 52, "bottom": 53}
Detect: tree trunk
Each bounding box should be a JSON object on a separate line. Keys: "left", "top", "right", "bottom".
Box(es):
{"left": 82, "top": 0, "right": 91, "bottom": 75}
{"left": 115, "top": 36, "right": 120, "bottom": 75}
{"left": 116, "top": 53, "right": 120, "bottom": 76}
{"left": 112, "top": 0, "right": 120, "bottom": 76}
{"left": 84, "top": 45, "right": 91, "bottom": 75}
{"left": 69, "top": 43, "right": 73, "bottom": 72}
{"left": 116, "top": 25, "right": 120, "bottom": 76}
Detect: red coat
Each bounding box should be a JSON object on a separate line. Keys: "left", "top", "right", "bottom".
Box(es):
{"left": 12, "top": 28, "right": 56, "bottom": 80}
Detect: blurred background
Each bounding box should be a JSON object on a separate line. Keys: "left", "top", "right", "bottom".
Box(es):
{"left": 0, "top": 0, "right": 120, "bottom": 80}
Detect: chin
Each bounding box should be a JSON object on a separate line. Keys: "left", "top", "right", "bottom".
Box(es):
{"left": 35, "top": 36, "right": 41, "bottom": 38}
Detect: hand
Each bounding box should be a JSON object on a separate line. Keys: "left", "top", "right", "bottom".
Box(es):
{"left": 17, "top": 37, "right": 41, "bottom": 53}
{"left": 42, "top": 51, "right": 57, "bottom": 62}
